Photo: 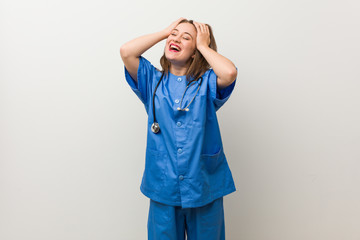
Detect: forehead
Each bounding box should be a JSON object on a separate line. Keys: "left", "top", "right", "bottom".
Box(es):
{"left": 174, "top": 23, "right": 197, "bottom": 35}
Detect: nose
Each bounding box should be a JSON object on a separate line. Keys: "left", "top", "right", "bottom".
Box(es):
{"left": 173, "top": 34, "right": 181, "bottom": 42}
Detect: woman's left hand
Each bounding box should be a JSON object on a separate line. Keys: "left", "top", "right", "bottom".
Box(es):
{"left": 194, "top": 22, "right": 210, "bottom": 49}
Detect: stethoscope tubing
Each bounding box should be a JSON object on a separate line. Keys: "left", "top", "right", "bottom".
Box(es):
{"left": 151, "top": 71, "right": 203, "bottom": 134}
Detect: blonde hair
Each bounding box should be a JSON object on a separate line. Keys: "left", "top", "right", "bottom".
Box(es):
{"left": 160, "top": 19, "right": 217, "bottom": 81}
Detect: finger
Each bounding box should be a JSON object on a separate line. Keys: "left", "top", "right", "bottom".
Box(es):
{"left": 195, "top": 22, "right": 203, "bottom": 31}
{"left": 193, "top": 22, "right": 201, "bottom": 32}
{"left": 199, "top": 23, "right": 206, "bottom": 32}
{"left": 204, "top": 24, "right": 209, "bottom": 34}
{"left": 194, "top": 22, "right": 203, "bottom": 31}
{"left": 177, "top": 17, "right": 185, "bottom": 22}
{"left": 173, "top": 17, "right": 185, "bottom": 27}
{"left": 178, "top": 17, "right": 186, "bottom": 23}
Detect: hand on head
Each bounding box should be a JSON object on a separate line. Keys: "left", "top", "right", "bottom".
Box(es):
{"left": 163, "top": 17, "right": 187, "bottom": 36}
{"left": 193, "top": 22, "right": 211, "bottom": 49}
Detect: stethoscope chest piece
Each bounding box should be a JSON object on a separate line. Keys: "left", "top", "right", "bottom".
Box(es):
{"left": 151, "top": 122, "right": 160, "bottom": 133}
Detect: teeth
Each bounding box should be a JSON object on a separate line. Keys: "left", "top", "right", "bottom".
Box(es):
{"left": 170, "top": 44, "right": 180, "bottom": 51}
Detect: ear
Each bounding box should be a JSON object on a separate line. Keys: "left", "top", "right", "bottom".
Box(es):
{"left": 191, "top": 51, "right": 196, "bottom": 58}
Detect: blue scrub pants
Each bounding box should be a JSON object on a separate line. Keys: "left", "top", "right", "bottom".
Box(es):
{"left": 147, "top": 197, "right": 225, "bottom": 240}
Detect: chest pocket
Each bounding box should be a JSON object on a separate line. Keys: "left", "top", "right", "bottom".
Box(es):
{"left": 200, "top": 147, "right": 225, "bottom": 174}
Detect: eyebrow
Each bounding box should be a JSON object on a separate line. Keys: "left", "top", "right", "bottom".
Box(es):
{"left": 172, "top": 29, "right": 193, "bottom": 39}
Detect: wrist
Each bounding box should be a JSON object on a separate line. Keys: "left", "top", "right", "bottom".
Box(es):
{"left": 197, "top": 44, "right": 210, "bottom": 52}
{"left": 159, "top": 29, "right": 170, "bottom": 40}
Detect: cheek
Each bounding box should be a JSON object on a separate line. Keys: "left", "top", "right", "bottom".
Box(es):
{"left": 184, "top": 43, "right": 196, "bottom": 54}
{"left": 165, "top": 37, "right": 173, "bottom": 44}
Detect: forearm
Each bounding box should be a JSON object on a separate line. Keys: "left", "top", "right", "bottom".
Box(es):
{"left": 198, "top": 45, "right": 237, "bottom": 87}
{"left": 120, "top": 30, "right": 168, "bottom": 59}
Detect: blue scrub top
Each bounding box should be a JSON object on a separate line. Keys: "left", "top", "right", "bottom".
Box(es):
{"left": 124, "top": 56, "right": 236, "bottom": 208}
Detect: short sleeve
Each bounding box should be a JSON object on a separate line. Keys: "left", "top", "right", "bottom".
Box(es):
{"left": 208, "top": 68, "right": 237, "bottom": 111}
{"left": 124, "top": 56, "right": 157, "bottom": 107}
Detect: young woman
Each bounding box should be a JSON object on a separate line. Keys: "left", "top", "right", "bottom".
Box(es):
{"left": 120, "top": 17, "right": 237, "bottom": 240}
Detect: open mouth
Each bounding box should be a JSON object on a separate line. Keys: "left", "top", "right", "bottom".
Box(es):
{"left": 169, "top": 43, "right": 181, "bottom": 52}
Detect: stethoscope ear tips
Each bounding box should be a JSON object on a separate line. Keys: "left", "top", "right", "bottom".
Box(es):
{"left": 177, "top": 107, "right": 190, "bottom": 111}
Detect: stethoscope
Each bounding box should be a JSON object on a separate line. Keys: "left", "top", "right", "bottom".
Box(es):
{"left": 151, "top": 71, "right": 203, "bottom": 134}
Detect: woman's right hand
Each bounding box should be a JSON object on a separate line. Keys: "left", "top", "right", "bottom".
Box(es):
{"left": 120, "top": 18, "right": 187, "bottom": 82}
{"left": 162, "top": 17, "right": 187, "bottom": 36}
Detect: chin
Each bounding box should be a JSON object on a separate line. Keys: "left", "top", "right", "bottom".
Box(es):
{"left": 165, "top": 52, "right": 191, "bottom": 67}
{"left": 164, "top": 52, "right": 173, "bottom": 61}
{"left": 165, "top": 50, "right": 176, "bottom": 60}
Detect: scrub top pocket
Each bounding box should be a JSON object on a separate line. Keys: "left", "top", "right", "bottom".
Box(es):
{"left": 200, "top": 147, "right": 225, "bottom": 174}
{"left": 142, "top": 148, "right": 167, "bottom": 193}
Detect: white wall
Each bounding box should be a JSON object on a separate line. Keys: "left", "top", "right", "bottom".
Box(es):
{"left": 1, "top": 0, "right": 359, "bottom": 239}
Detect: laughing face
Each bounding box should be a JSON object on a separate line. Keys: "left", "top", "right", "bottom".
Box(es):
{"left": 164, "top": 22, "right": 197, "bottom": 67}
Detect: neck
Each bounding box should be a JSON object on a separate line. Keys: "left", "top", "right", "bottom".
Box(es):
{"left": 169, "top": 63, "right": 190, "bottom": 76}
